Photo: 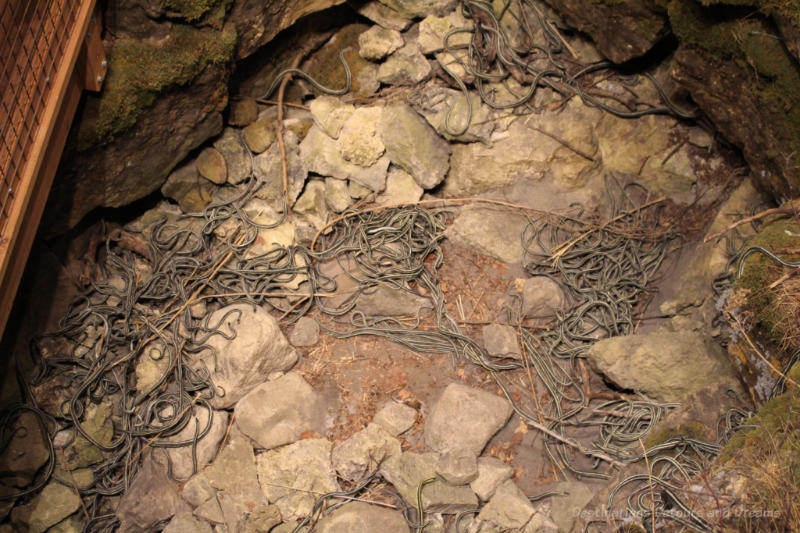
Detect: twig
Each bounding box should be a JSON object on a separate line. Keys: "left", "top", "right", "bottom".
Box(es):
{"left": 704, "top": 201, "right": 800, "bottom": 243}
{"left": 639, "top": 438, "right": 657, "bottom": 533}
{"left": 277, "top": 53, "right": 304, "bottom": 220}
{"left": 252, "top": 98, "right": 310, "bottom": 111}
{"left": 729, "top": 311, "right": 799, "bottom": 389}
{"left": 525, "top": 123, "right": 597, "bottom": 162}
{"left": 261, "top": 482, "right": 399, "bottom": 509}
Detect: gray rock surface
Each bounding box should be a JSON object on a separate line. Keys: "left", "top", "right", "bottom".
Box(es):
{"left": 446, "top": 208, "right": 529, "bottom": 265}
{"left": 482, "top": 324, "right": 521, "bottom": 359}
{"left": 470, "top": 456, "right": 514, "bottom": 501}
{"left": 338, "top": 107, "right": 385, "bottom": 167}
{"left": 198, "top": 303, "right": 298, "bottom": 409}
{"left": 161, "top": 163, "right": 216, "bottom": 214}
{"left": 380, "top": 452, "right": 478, "bottom": 513}
{"left": 380, "top": 105, "right": 450, "bottom": 189}
{"left": 256, "top": 439, "right": 339, "bottom": 520}
{"left": 193, "top": 428, "right": 265, "bottom": 509}
{"left": 294, "top": 179, "right": 330, "bottom": 231}
{"left": 353, "top": 1, "right": 413, "bottom": 31}
{"left": 585, "top": 331, "right": 742, "bottom": 402}
{"left": 243, "top": 116, "right": 276, "bottom": 153}
{"left": 289, "top": 316, "right": 321, "bottom": 347}
{"left": 359, "top": 26, "right": 404, "bottom": 60}
{"left": 309, "top": 96, "right": 355, "bottom": 139}
{"left": 315, "top": 502, "right": 410, "bottom": 533}
{"left": 412, "top": 89, "right": 494, "bottom": 143}
{"left": 194, "top": 496, "right": 224, "bottom": 524}
{"left": 325, "top": 178, "right": 354, "bottom": 213}
{"left": 214, "top": 129, "right": 251, "bottom": 185}
{"left": 332, "top": 423, "right": 401, "bottom": 481}
{"left": 426, "top": 383, "right": 512, "bottom": 456}
{"left": 10, "top": 482, "right": 81, "bottom": 533}
{"left": 58, "top": 400, "right": 114, "bottom": 470}
{"left": 182, "top": 474, "right": 216, "bottom": 508}
{"left": 300, "top": 126, "right": 390, "bottom": 191}
{"left": 377, "top": 0, "right": 458, "bottom": 19}
{"left": 521, "top": 276, "right": 567, "bottom": 319}
{"left": 417, "top": 11, "right": 472, "bottom": 54}
{"left": 372, "top": 401, "right": 417, "bottom": 436}
{"left": 252, "top": 131, "right": 308, "bottom": 210}
{"left": 477, "top": 479, "right": 535, "bottom": 530}
{"left": 165, "top": 407, "right": 229, "bottom": 480}
{"left": 196, "top": 147, "right": 227, "bottom": 185}
{"left": 377, "top": 167, "right": 424, "bottom": 205}
{"left": 377, "top": 44, "right": 432, "bottom": 86}
{"left": 435, "top": 451, "right": 478, "bottom": 485}
{"left": 547, "top": 481, "right": 594, "bottom": 533}
{"left": 116, "top": 455, "right": 190, "bottom": 531}
{"left": 134, "top": 341, "right": 171, "bottom": 394}
{"left": 0, "top": 412, "right": 49, "bottom": 488}
{"left": 356, "top": 284, "right": 434, "bottom": 317}
{"left": 234, "top": 371, "right": 326, "bottom": 450}
{"left": 163, "top": 511, "right": 214, "bottom": 533}
{"left": 243, "top": 505, "right": 282, "bottom": 533}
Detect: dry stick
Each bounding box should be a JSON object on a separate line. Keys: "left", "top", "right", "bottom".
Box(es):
{"left": 253, "top": 97, "right": 310, "bottom": 111}
{"left": 261, "top": 482, "right": 399, "bottom": 510}
{"left": 276, "top": 53, "right": 304, "bottom": 220}
{"left": 525, "top": 123, "right": 597, "bottom": 162}
{"left": 768, "top": 268, "right": 799, "bottom": 289}
{"left": 639, "top": 438, "right": 657, "bottom": 533}
{"left": 729, "top": 311, "right": 800, "bottom": 389}
{"left": 704, "top": 201, "right": 800, "bottom": 243}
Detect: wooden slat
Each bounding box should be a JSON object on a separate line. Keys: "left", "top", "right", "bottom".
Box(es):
{"left": 0, "top": 0, "right": 99, "bottom": 339}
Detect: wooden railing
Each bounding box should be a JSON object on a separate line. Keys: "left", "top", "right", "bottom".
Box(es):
{"left": 0, "top": 0, "right": 105, "bottom": 339}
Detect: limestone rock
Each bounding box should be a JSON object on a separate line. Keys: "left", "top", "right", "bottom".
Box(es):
{"left": 521, "top": 276, "right": 566, "bottom": 319}
{"left": 196, "top": 147, "right": 227, "bottom": 185}
{"left": 325, "top": 178, "right": 354, "bottom": 213}
{"left": 412, "top": 89, "right": 494, "bottom": 143}
{"left": 234, "top": 372, "right": 326, "bottom": 450}
{"left": 165, "top": 407, "right": 229, "bottom": 480}
{"left": 376, "top": 0, "right": 458, "bottom": 19}
{"left": 59, "top": 400, "right": 114, "bottom": 470}
{"left": 359, "top": 26, "right": 404, "bottom": 61}
{"left": 338, "top": 107, "right": 385, "bottom": 167}
{"left": 445, "top": 208, "right": 529, "bottom": 265}
{"left": 352, "top": 1, "right": 413, "bottom": 31}
{"left": 289, "top": 316, "right": 321, "bottom": 347}
{"left": 198, "top": 303, "right": 298, "bottom": 409}
{"left": 425, "top": 383, "right": 512, "bottom": 456}
{"left": 585, "top": 331, "right": 742, "bottom": 403}
{"left": 294, "top": 179, "right": 330, "bottom": 231}
{"left": 116, "top": 455, "right": 190, "bottom": 531}
{"left": 214, "top": 128, "right": 251, "bottom": 185}
{"left": 256, "top": 439, "right": 339, "bottom": 520}
{"left": 372, "top": 401, "right": 417, "bottom": 436}
{"left": 135, "top": 340, "right": 172, "bottom": 394}
{"left": 162, "top": 163, "right": 217, "bottom": 213}
{"left": 377, "top": 44, "right": 432, "bottom": 86}
{"left": 380, "top": 105, "right": 450, "bottom": 189}
{"left": 300, "top": 126, "right": 390, "bottom": 191}
{"left": 376, "top": 167, "right": 424, "bottom": 205}
{"left": 435, "top": 451, "right": 478, "bottom": 485}
{"left": 470, "top": 457, "right": 514, "bottom": 501}
{"left": 252, "top": 131, "right": 308, "bottom": 210}
{"left": 182, "top": 474, "right": 216, "bottom": 507}
{"left": 163, "top": 511, "right": 214, "bottom": 533}
{"left": 417, "top": 10, "right": 472, "bottom": 54}
{"left": 332, "top": 423, "right": 402, "bottom": 481}
{"left": 194, "top": 494, "right": 224, "bottom": 524}
{"left": 10, "top": 482, "right": 81, "bottom": 533}
{"left": 547, "top": 481, "right": 594, "bottom": 533}
{"left": 482, "top": 324, "right": 521, "bottom": 359}
{"left": 309, "top": 96, "right": 355, "bottom": 139}
{"left": 195, "top": 428, "right": 265, "bottom": 508}
{"left": 243, "top": 505, "right": 282, "bottom": 533}
{"left": 356, "top": 284, "right": 433, "bottom": 317}
{"left": 229, "top": 99, "right": 259, "bottom": 127}
{"left": 0, "top": 412, "right": 49, "bottom": 488}
{"left": 243, "top": 116, "right": 277, "bottom": 153}
{"left": 348, "top": 180, "right": 373, "bottom": 200}
{"left": 477, "top": 479, "right": 534, "bottom": 530}
{"left": 380, "top": 452, "right": 478, "bottom": 513}
{"left": 315, "top": 502, "right": 409, "bottom": 533}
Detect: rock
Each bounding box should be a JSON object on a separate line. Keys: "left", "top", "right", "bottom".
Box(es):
{"left": 243, "top": 116, "right": 277, "bottom": 153}
{"left": 412, "top": 88, "right": 494, "bottom": 143}
{"left": 417, "top": 10, "right": 472, "bottom": 54}
{"left": 470, "top": 457, "right": 514, "bottom": 501}
{"left": 325, "top": 178, "right": 354, "bottom": 213}
{"left": 165, "top": 407, "right": 229, "bottom": 480}
{"left": 377, "top": 43, "right": 432, "bottom": 86}
{"left": 380, "top": 452, "right": 478, "bottom": 513}
{"left": 59, "top": 400, "right": 114, "bottom": 469}
{"left": 116, "top": 455, "right": 190, "bottom": 531}
{"left": 256, "top": 439, "right": 339, "bottom": 520}
{"left": 332, "top": 423, "right": 402, "bottom": 481}
{"left": 0, "top": 412, "right": 49, "bottom": 488}
{"left": 183, "top": 474, "right": 216, "bottom": 508}
{"left": 376, "top": 167, "right": 424, "bottom": 205}
{"left": 348, "top": 180, "right": 373, "bottom": 200}
{"left": 521, "top": 276, "right": 566, "bottom": 319}
{"left": 377, "top": 0, "right": 458, "bottom": 19}
{"left": 198, "top": 303, "right": 298, "bottom": 409}
{"left": 10, "top": 482, "right": 81, "bottom": 533}
{"left": 356, "top": 284, "right": 434, "bottom": 317}
{"left": 194, "top": 495, "right": 225, "bottom": 524}
{"left": 315, "top": 502, "right": 409, "bottom": 533}
{"left": 195, "top": 428, "right": 265, "bottom": 508}
{"left": 162, "top": 163, "right": 217, "bottom": 213}
{"left": 164, "top": 511, "right": 214, "bottom": 533}
{"left": 425, "top": 383, "right": 512, "bottom": 456}
{"left": 289, "top": 316, "right": 321, "bottom": 347}
{"left": 380, "top": 105, "right": 450, "bottom": 189}
{"left": 196, "top": 147, "right": 228, "bottom": 185}
{"left": 546, "top": 481, "right": 594, "bottom": 533}
{"left": 229, "top": 99, "right": 259, "bottom": 127}
{"left": 252, "top": 131, "right": 308, "bottom": 210}
{"left": 294, "top": 179, "right": 330, "bottom": 231}
{"left": 53, "top": 466, "right": 94, "bottom": 491}
{"left": 234, "top": 372, "right": 326, "bottom": 450}
{"left": 482, "top": 324, "right": 521, "bottom": 359}
{"left": 284, "top": 117, "right": 315, "bottom": 141}
{"left": 435, "top": 451, "right": 478, "bottom": 485}
{"left": 48, "top": 516, "right": 83, "bottom": 533}
{"left": 297, "top": 35, "right": 380, "bottom": 97}
{"left": 522, "top": 511, "right": 559, "bottom": 533}
{"left": 585, "top": 331, "right": 742, "bottom": 403}
{"left": 214, "top": 128, "right": 252, "bottom": 185}
{"left": 352, "top": 1, "right": 413, "bottom": 31}
{"left": 300, "top": 126, "right": 390, "bottom": 192}
{"left": 338, "top": 107, "right": 385, "bottom": 167}
{"left": 243, "top": 505, "right": 282, "bottom": 533}
{"left": 445, "top": 208, "right": 529, "bottom": 265}
{"left": 539, "top": 0, "right": 667, "bottom": 64}
{"left": 135, "top": 340, "right": 172, "bottom": 394}
{"left": 359, "top": 26, "right": 404, "bottom": 60}
{"left": 477, "top": 479, "right": 534, "bottom": 530}
{"left": 372, "top": 401, "right": 417, "bottom": 436}
{"left": 309, "top": 96, "right": 355, "bottom": 139}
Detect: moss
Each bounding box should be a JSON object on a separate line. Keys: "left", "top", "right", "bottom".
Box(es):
{"left": 734, "top": 218, "right": 800, "bottom": 347}
{"left": 78, "top": 23, "right": 236, "bottom": 149}
{"left": 644, "top": 420, "right": 708, "bottom": 449}
{"left": 160, "top": 0, "right": 230, "bottom": 22}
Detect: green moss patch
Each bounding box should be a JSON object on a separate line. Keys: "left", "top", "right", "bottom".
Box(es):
{"left": 160, "top": 0, "right": 231, "bottom": 23}
{"left": 78, "top": 23, "right": 236, "bottom": 149}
